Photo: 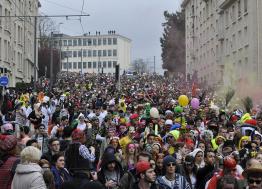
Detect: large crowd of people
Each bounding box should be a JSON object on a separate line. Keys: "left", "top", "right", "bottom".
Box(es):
{"left": 0, "top": 72, "right": 262, "bottom": 189}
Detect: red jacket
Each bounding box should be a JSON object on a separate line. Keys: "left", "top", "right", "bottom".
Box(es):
{"left": 0, "top": 156, "right": 20, "bottom": 189}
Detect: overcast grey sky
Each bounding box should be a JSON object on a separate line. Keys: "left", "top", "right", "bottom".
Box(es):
{"left": 40, "top": 0, "right": 183, "bottom": 73}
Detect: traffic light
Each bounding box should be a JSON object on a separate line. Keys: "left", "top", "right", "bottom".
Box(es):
{"left": 115, "top": 64, "right": 119, "bottom": 82}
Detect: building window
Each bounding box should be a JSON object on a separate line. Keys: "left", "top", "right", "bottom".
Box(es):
{"left": 103, "top": 50, "right": 107, "bottom": 56}
{"left": 108, "top": 38, "right": 112, "bottom": 45}
{"left": 73, "top": 39, "right": 77, "bottom": 46}
{"left": 63, "top": 63, "right": 67, "bottom": 69}
{"left": 113, "top": 49, "right": 117, "bottom": 56}
{"left": 88, "top": 50, "right": 92, "bottom": 57}
{"left": 244, "top": 0, "right": 248, "bottom": 13}
{"left": 78, "top": 38, "right": 82, "bottom": 46}
{"left": 113, "top": 38, "right": 117, "bottom": 45}
{"left": 83, "top": 62, "right": 87, "bottom": 69}
{"left": 67, "top": 51, "right": 72, "bottom": 57}
{"left": 83, "top": 50, "right": 87, "bottom": 57}
{"left": 98, "top": 61, "right": 101, "bottom": 68}
{"left": 98, "top": 50, "right": 102, "bottom": 57}
{"left": 108, "top": 61, "right": 112, "bottom": 68}
{"left": 68, "top": 40, "right": 72, "bottom": 46}
{"left": 93, "top": 62, "right": 97, "bottom": 68}
{"left": 73, "top": 51, "right": 77, "bottom": 57}
{"left": 238, "top": 0, "right": 241, "bottom": 17}
{"left": 88, "top": 39, "right": 92, "bottom": 46}
{"left": 83, "top": 38, "right": 87, "bottom": 46}
{"left": 93, "top": 38, "right": 97, "bottom": 45}
{"left": 78, "top": 50, "right": 82, "bottom": 57}
{"left": 103, "top": 38, "right": 107, "bottom": 45}
{"left": 78, "top": 62, "right": 82, "bottom": 69}
{"left": 68, "top": 62, "right": 72, "bottom": 69}
{"left": 0, "top": 5, "right": 2, "bottom": 26}
{"left": 231, "top": 5, "right": 236, "bottom": 22}
{"left": 103, "top": 61, "right": 107, "bottom": 68}
{"left": 108, "top": 50, "right": 112, "bottom": 56}
{"left": 88, "top": 62, "right": 92, "bottom": 68}
{"left": 98, "top": 38, "right": 102, "bottom": 45}
{"left": 93, "top": 50, "right": 97, "bottom": 57}
{"left": 73, "top": 62, "right": 77, "bottom": 69}
{"left": 113, "top": 61, "right": 117, "bottom": 68}
{"left": 63, "top": 40, "right": 67, "bottom": 46}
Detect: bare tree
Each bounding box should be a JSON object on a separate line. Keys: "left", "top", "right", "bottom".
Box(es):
{"left": 132, "top": 59, "right": 147, "bottom": 74}
{"left": 38, "top": 16, "right": 56, "bottom": 48}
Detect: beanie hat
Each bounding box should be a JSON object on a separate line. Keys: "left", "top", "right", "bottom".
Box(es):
{"left": 71, "top": 129, "right": 85, "bottom": 141}
{"left": 136, "top": 161, "right": 151, "bottom": 175}
{"left": 163, "top": 155, "right": 176, "bottom": 167}
{"left": 189, "top": 148, "right": 204, "bottom": 158}
{"left": 0, "top": 135, "right": 17, "bottom": 151}
{"left": 223, "top": 157, "right": 237, "bottom": 170}
{"left": 184, "top": 155, "right": 194, "bottom": 164}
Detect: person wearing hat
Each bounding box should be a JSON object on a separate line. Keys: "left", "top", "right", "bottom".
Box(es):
{"left": 76, "top": 113, "right": 87, "bottom": 131}
{"left": 119, "top": 126, "right": 136, "bottom": 153}
{"left": 1, "top": 123, "right": 14, "bottom": 135}
{"left": 132, "top": 161, "right": 161, "bottom": 189}
{"left": 242, "top": 160, "right": 262, "bottom": 189}
{"left": 0, "top": 135, "right": 19, "bottom": 189}
{"left": 157, "top": 155, "right": 190, "bottom": 189}
{"left": 206, "top": 157, "right": 245, "bottom": 189}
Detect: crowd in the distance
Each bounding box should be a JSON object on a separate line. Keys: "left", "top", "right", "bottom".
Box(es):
{"left": 0, "top": 72, "right": 262, "bottom": 189}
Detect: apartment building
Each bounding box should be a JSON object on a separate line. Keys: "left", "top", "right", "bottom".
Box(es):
{"left": 0, "top": 0, "right": 40, "bottom": 87}
{"left": 182, "top": 0, "right": 262, "bottom": 85}
{"left": 53, "top": 31, "right": 131, "bottom": 74}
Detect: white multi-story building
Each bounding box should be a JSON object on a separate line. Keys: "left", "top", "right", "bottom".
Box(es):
{"left": 182, "top": 0, "right": 262, "bottom": 85}
{"left": 55, "top": 32, "right": 131, "bottom": 74}
{"left": 0, "top": 0, "right": 40, "bottom": 87}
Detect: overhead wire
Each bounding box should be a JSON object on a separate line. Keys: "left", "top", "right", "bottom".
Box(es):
{"left": 41, "top": 0, "right": 89, "bottom": 14}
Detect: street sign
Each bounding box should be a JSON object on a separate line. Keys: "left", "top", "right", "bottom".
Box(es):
{"left": 0, "top": 76, "right": 9, "bottom": 86}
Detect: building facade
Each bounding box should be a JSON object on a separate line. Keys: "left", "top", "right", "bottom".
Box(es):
{"left": 182, "top": 0, "right": 262, "bottom": 86}
{"left": 0, "top": 0, "right": 40, "bottom": 87}
{"left": 54, "top": 32, "right": 131, "bottom": 74}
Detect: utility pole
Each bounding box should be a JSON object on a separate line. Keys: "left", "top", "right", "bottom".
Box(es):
{"left": 154, "top": 56, "right": 156, "bottom": 74}
{"left": 33, "top": 16, "right": 37, "bottom": 90}
{"left": 66, "top": 46, "right": 69, "bottom": 80}
{"left": 50, "top": 32, "right": 53, "bottom": 89}
{"left": 81, "top": 48, "right": 83, "bottom": 74}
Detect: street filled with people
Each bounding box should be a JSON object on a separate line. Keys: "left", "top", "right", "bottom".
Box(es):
{"left": 0, "top": 72, "right": 262, "bottom": 189}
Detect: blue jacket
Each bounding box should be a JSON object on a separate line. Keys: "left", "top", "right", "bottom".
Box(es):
{"left": 51, "top": 166, "right": 72, "bottom": 189}
{"left": 156, "top": 174, "right": 191, "bottom": 189}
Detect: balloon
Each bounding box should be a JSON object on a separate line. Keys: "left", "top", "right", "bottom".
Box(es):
{"left": 191, "top": 98, "right": 200, "bottom": 109}
{"left": 150, "top": 107, "right": 159, "bottom": 118}
{"left": 174, "top": 106, "right": 183, "bottom": 113}
{"left": 178, "top": 95, "right": 189, "bottom": 107}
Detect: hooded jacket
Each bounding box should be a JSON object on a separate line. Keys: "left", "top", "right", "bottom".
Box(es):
{"left": 11, "top": 163, "right": 46, "bottom": 189}
{"left": 97, "top": 153, "right": 124, "bottom": 186}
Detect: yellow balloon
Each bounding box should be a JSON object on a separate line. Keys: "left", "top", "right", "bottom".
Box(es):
{"left": 178, "top": 95, "right": 189, "bottom": 107}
